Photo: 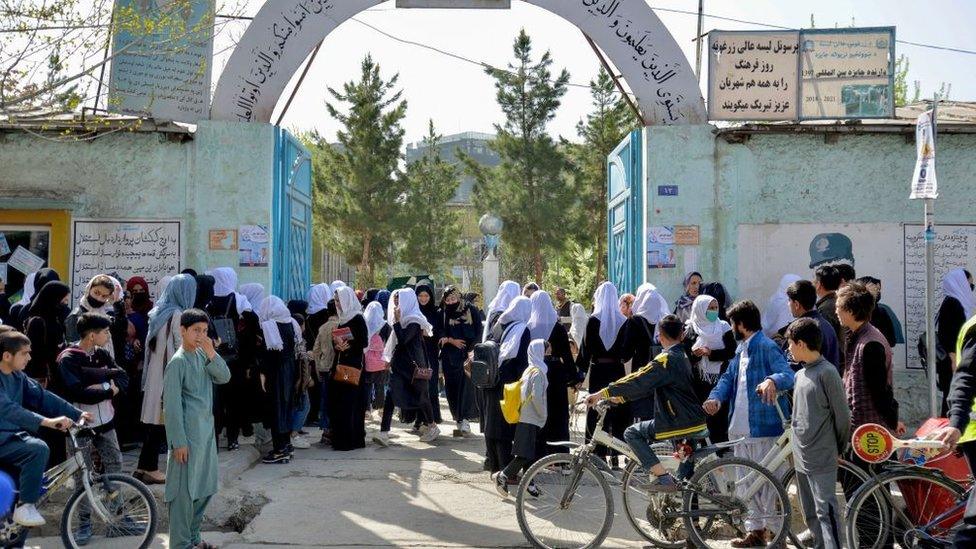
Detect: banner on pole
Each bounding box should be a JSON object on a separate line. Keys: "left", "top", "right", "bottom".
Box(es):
{"left": 910, "top": 110, "right": 938, "bottom": 199}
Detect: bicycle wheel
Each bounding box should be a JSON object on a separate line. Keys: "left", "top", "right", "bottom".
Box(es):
{"left": 683, "top": 456, "right": 791, "bottom": 548}
{"left": 60, "top": 473, "right": 158, "bottom": 549}
{"left": 781, "top": 459, "right": 868, "bottom": 547}
{"left": 621, "top": 452, "right": 686, "bottom": 547}
{"left": 845, "top": 466, "right": 966, "bottom": 549}
{"left": 515, "top": 453, "right": 614, "bottom": 549}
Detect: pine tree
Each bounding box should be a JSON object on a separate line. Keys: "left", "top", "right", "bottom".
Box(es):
{"left": 469, "top": 29, "right": 572, "bottom": 284}
{"left": 563, "top": 68, "right": 637, "bottom": 284}
{"left": 399, "top": 121, "right": 464, "bottom": 276}
{"left": 312, "top": 55, "right": 407, "bottom": 287}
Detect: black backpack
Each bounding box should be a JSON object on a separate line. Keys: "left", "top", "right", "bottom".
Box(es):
{"left": 212, "top": 297, "right": 239, "bottom": 362}
{"left": 471, "top": 339, "right": 501, "bottom": 389}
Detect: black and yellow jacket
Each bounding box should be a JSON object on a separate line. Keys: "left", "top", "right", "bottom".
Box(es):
{"left": 601, "top": 344, "right": 707, "bottom": 440}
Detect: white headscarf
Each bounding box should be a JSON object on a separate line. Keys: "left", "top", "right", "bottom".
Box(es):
{"left": 632, "top": 282, "right": 669, "bottom": 324}
{"left": 498, "top": 296, "right": 531, "bottom": 362}
{"left": 569, "top": 302, "right": 588, "bottom": 348}
{"left": 363, "top": 301, "right": 385, "bottom": 339}
{"left": 592, "top": 281, "right": 626, "bottom": 350}
{"left": 240, "top": 283, "right": 266, "bottom": 312}
{"left": 307, "top": 283, "right": 334, "bottom": 316}
{"left": 14, "top": 271, "right": 37, "bottom": 308}
{"left": 382, "top": 288, "right": 433, "bottom": 362}
{"left": 483, "top": 279, "right": 521, "bottom": 340}
{"left": 687, "top": 295, "right": 732, "bottom": 380}
{"left": 527, "top": 290, "right": 559, "bottom": 341}
{"left": 335, "top": 285, "right": 363, "bottom": 325}
{"left": 156, "top": 275, "right": 173, "bottom": 300}
{"left": 943, "top": 268, "right": 976, "bottom": 318}
{"left": 80, "top": 275, "right": 122, "bottom": 314}
{"left": 522, "top": 339, "right": 549, "bottom": 400}
{"left": 762, "top": 274, "right": 802, "bottom": 336}
{"left": 330, "top": 280, "right": 347, "bottom": 292}
{"left": 209, "top": 267, "right": 251, "bottom": 314}
{"left": 258, "top": 295, "right": 302, "bottom": 351}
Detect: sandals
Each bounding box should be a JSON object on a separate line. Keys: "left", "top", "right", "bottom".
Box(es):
{"left": 132, "top": 470, "right": 166, "bottom": 485}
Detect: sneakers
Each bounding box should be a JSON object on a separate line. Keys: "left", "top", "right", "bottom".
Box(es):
{"left": 525, "top": 480, "right": 542, "bottom": 498}
{"left": 731, "top": 528, "right": 771, "bottom": 548}
{"left": 13, "top": 503, "right": 45, "bottom": 527}
{"left": 494, "top": 472, "right": 510, "bottom": 497}
{"left": 227, "top": 440, "right": 240, "bottom": 451}
{"left": 372, "top": 431, "right": 390, "bottom": 447}
{"left": 262, "top": 451, "right": 291, "bottom": 464}
{"left": 453, "top": 420, "right": 473, "bottom": 437}
{"left": 419, "top": 424, "right": 440, "bottom": 443}
{"left": 291, "top": 435, "right": 311, "bottom": 449}
{"left": 74, "top": 521, "right": 92, "bottom": 545}
{"left": 645, "top": 473, "right": 680, "bottom": 493}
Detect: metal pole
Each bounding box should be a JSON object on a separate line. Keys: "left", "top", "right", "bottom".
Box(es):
{"left": 694, "top": 0, "right": 705, "bottom": 82}
{"left": 582, "top": 32, "right": 644, "bottom": 124}
{"left": 926, "top": 93, "right": 939, "bottom": 418}
{"left": 275, "top": 40, "right": 323, "bottom": 126}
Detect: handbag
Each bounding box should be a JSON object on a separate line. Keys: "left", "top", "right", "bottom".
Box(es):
{"left": 412, "top": 361, "right": 433, "bottom": 381}
{"left": 334, "top": 364, "right": 361, "bottom": 386}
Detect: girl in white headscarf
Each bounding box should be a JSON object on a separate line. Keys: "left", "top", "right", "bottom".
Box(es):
{"left": 761, "top": 274, "right": 802, "bottom": 338}
{"left": 576, "top": 281, "right": 630, "bottom": 468}
{"left": 528, "top": 291, "right": 579, "bottom": 456}
{"left": 683, "top": 294, "right": 735, "bottom": 447}
{"left": 618, "top": 283, "right": 668, "bottom": 422}
{"left": 325, "top": 286, "right": 369, "bottom": 452}
{"left": 568, "top": 302, "right": 588, "bottom": 352}
{"left": 257, "top": 296, "right": 304, "bottom": 463}
{"left": 495, "top": 339, "right": 550, "bottom": 493}
{"left": 209, "top": 267, "right": 251, "bottom": 314}
{"left": 240, "top": 283, "right": 266, "bottom": 313}
{"left": 483, "top": 280, "right": 521, "bottom": 341}
{"left": 362, "top": 300, "right": 391, "bottom": 417}
{"left": 483, "top": 296, "right": 533, "bottom": 475}
{"left": 373, "top": 288, "right": 439, "bottom": 446}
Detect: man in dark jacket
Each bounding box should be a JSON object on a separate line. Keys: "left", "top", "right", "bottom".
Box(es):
{"left": 786, "top": 280, "right": 840, "bottom": 371}
{"left": 587, "top": 315, "right": 706, "bottom": 492}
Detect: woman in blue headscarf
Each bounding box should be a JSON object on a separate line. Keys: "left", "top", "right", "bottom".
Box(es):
{"left": 134, "top": 274, "right": 196, "bottom": 484}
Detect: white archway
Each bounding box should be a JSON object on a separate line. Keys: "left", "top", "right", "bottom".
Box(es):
{"left": 211, "top": 0, "right": 706, "bottom": 125}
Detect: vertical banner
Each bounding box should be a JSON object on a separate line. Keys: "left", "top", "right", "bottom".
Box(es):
{"left": 910, "top": 111, "right": 938, "bottom": 199}
{"left": 108, "top": 0, "right": 216, "bottom": 123}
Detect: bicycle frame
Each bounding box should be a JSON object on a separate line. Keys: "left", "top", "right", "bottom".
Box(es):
{"left": 36, "top": 427, "right": 116, "bottom": 524}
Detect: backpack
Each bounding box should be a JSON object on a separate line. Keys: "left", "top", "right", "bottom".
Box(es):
{"left": 471, "top": 340, "right": 500, "bottom": 389}
{"left": 212, "top": 297, "right": 239, "bottom": 362}
{"left": 501, "top": 367, "right": 539, "bottom": 424}
{"left": 364, "top": 333, "right": 387, "bottom": 373}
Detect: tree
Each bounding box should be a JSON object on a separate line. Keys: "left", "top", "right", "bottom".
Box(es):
{"left": 563, "top": 68, "right": 637, "bottom": 285}
{"left": 468, "top": 29, "right": 572, "bottom": 284}
{"left": 893, "top": 54, "right": 921, "bottom": 107}
{"left": 312, "top": 55, "right": 408, "bottom": 288}
{"left": 399, "top": 120, "right": 464, "bottom": 276}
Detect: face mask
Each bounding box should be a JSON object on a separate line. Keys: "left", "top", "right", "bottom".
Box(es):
{"left": 132, "top": 293, "right": 150, "bottom": 306}
{"left": 87, "top": 295, "right": 107, "bottom": 309}
{"left": 705, "top": 310, "right": 720, "bottom": 323}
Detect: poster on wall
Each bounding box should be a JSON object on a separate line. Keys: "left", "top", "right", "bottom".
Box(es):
{"left": 107, "top": 0, "right": 216, "bottom": 123}
{"left": 708, "top": 30, "right": 800, "bottom": 120}
{"left": 209, "top": 229, "right": 238, "bottom": 251}
{"left": 799, "top": 28, "right": 895, "bottom": 120}
{"left": 71, "top": 219, "right": 181, "bottom": 304}
{"left": 0, "top": 233, "right": 9, "bottom": 256}
{"left": 647, "top": 226, "right": 676, "bottom": 269}
{"left": 737, "top": 223, "right": 908, "bottom": 369}
{"left": 903, "top": 224, "right": 976, "bottom": 370}
{"left": 7, "top": 246, "right": 46, "bottom": 275}
{"left": 239, "top": 225, "right": 270, "bottom": 267}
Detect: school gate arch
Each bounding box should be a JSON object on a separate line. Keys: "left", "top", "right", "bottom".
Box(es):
{"left": 210, "top": 0, "right": 706, "bottom": 126}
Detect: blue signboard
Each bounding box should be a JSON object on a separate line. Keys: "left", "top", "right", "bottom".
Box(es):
{"left": 658, "top": 185, "right": 679, "bottom": 196}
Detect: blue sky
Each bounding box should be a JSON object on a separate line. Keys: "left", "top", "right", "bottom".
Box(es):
{"left": 217, "top": 1, "right": 976, "bottom": 143}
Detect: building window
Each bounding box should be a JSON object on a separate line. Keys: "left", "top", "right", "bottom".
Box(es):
{"left": 0, "top": 225, "right": 51, "bottom": 301}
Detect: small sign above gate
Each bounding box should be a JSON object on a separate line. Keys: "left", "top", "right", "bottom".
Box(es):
{"left": 396, "top": 0, "right": 510, "bottom": 7}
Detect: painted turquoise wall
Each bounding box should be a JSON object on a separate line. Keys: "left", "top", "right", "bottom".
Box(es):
{"left": 0, "top": 120, "right": 276, "bottom": 289}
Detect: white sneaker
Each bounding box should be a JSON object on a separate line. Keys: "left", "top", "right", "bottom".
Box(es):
{"left": 13, "top": 503, "right": 45, "bottom": 527}
{"left": 372, "top": 431, "right": 390, "bottom": 447}
{"left": 419, "top": 424, "right": 440, "bottom": 443}
{"left": 460, "top": 420, "right": 473, "bottom": 435}
{"left": 291, "top": 435, "right": 311, "bottom": 449}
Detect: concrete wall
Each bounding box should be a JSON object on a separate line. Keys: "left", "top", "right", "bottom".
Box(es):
{"left": 642, "top": 124, "right": 976, "bottom": 424}
{"left": 0, "top": 120, "right": 276, "bottom": 293}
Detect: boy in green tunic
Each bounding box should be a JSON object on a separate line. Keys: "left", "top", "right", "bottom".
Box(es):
{"left": 163, "top": 309, "right": 231, "bottom": 549}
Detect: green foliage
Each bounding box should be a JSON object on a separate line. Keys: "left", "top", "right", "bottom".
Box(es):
{"left": 311, "top": 55, "right": 408, "bottom": 288}
{"left": 399, "top": 120, "right": 464, "bottom": 276}
{"left": 468, "top": 29, "right": 573, "bottom": 285}
{"left": 544, "top": 241, "right": 598, "bottom": 310}
{"left": 893, "top": 54, "right": 921, "bottom": 107}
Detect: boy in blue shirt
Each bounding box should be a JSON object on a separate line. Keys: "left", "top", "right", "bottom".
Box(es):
{"left": 0, "top": 329, "right": 90, "bottom": 527}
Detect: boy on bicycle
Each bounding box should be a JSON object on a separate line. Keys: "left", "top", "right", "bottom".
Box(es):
{"left": 586, "top": 315, "right": 707, "bottom": 492}
{"left": 0, "top": 329, "right": 90, "bottom": 527}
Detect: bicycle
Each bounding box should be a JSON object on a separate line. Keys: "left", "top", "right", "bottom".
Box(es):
{"left": 0, "top": 420, "right": 159, "bottom": 548}
{"left": 514, "top": 398, "right": 792, "bottom": 548}
{"left": 844, "top": 423, "right": 969, "bottom": 548}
